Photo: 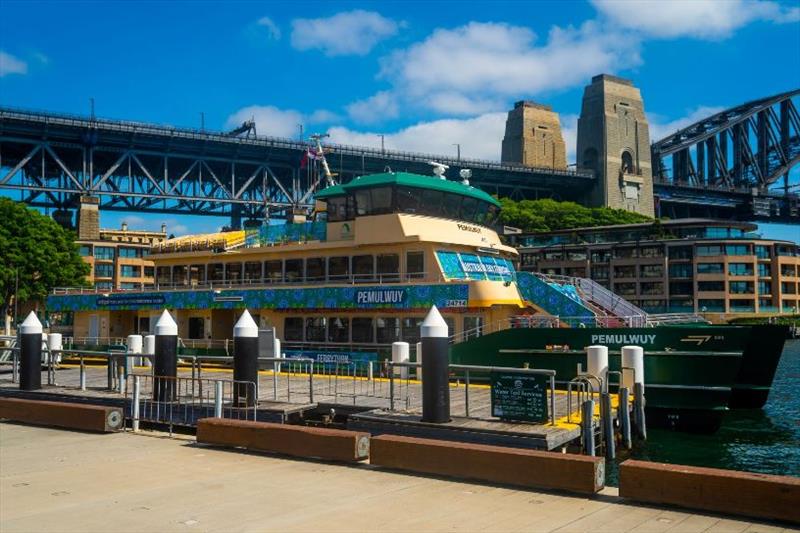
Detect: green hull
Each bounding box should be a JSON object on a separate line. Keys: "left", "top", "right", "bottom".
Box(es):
{"left": 449, "top": 325, "right": 785, "bottom": 432}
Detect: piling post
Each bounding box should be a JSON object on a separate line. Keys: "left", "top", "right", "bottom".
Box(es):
{"left": 143, "top": 335, "right": 155, "bottom": 367}
{"left": 392, "top": 342, "right": 409, "bottom": 379}
{"left": 581, "top": 399, "right": 595, "bottom": 456}
{"left": 107, "top": 353, "right": 114, "bottom": 390}
{"left": 416, "top": 341, "right": 423, "bottom": 381}
{"left": 117, "top": 357, "right": 126, "bottom": 395}
{"left": 19, "top": 312, "right": 43, "bottom": 391}
{"left": 214, "top": 380, "right": 223, "bottom": 417}
{"left": 619, "top": 387, "right": 632, "bottom": 449}
{"left": 634, "top": 382, "right": 647, "bottom": 440}
{"left": 601, "top": 392, "right": 615, "bottom": 460}
{"left": 127, "top": 334, "right": 143, "bottom": 369}
{"left": 586, "top": 345, "right": 609, "bottom": 392}
{"left": 420, "top": 306, "right": 450, "bottom": 423}
{"left": 132, "top": 375, "right": 141, "bottom": 432}
{"left": 153, "top": 310, "right": 178, "bottom": 402}
{"left": 233, "top": 310, "right": 259, "bottom": 407}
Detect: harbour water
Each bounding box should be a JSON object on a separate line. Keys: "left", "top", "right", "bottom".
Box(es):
{"left": 609, "top": 340, "right": 800, "bottom": 484}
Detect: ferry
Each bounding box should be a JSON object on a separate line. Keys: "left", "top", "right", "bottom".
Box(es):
{"left": 47, "top": 164, "right": 788, "bottom": 432}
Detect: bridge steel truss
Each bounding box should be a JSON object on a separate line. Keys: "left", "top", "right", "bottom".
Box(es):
{"left": 651, "top": 89, "right": 800, "bottom": 221}
{"left": 0, "top": 107, "right": 595, "bottom": 225}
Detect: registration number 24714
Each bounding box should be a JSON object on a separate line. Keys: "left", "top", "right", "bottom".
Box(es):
{"left": 445, "top": 299, "right": 467, "bottom": 308}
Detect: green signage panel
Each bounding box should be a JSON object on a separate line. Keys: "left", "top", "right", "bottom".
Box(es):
{"left": 490, "top": 372, "right": 549, "bottom": 423}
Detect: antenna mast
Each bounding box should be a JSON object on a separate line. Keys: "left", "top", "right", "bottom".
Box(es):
{"left": 310, "top": 133, "right": 336, "bottom": 187}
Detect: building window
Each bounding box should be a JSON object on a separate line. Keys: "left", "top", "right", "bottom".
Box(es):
{"left": 698, "top": 299, "right": 726, "bottom": 312}
{"left": 729, "top": 281, "right": 754, "bottom": 294}
{"left": 614, "top": 282, "right": 636, "bottom": 296}
{"left": 328, "top": 256, "right": 350, "bottom": 281}
{"left": 327, "top": 317, "right": 349, "bottom": 343}
{"left": 640, "top": 282, "right": 664, "bottom": 295}
{"left": 591, "top": 249, "right": 611, "bottom": 263}
{"left": 640, "top": 247, "right": 663, "bottom": 258}
{"left": 284, "top": 317, "right": 304, "bottom": 341}
{"left": 94, "top": 263, "right": 113, "bottom": 278}
{"left": 755, "top": 245, "right": 771, "bottom": 259}
{"left": 757, "top": 263, "right": 771, "bottom": 277}
{"left": 565, "top": 267, "right": 586, "bottom": 277}
{"left": 614, "top": 248, "right": 637, "bottom": 259}
{"left": 669, "top": 281, "right": 693, "bottom": 296}
{"left": 156, "top": 266, "right": 172, "bottom": 283}
{"left": 668, "top": 299, "right": 694, "bottom": 312}
{"left": 352, "top": 318, "right": 374, "bottom": 343}
{"left": 621, "top": 150, "right": 635, "bottom": 174}
{"left": 376, "top": 317, "right": 400, "bottom": 344}
{"left": 78, "top": 245, "right": 92, "bottom": 256}
{"left": 591, "top": 266, "right": 609, "bottom": 279}
{"left": 781, "top": 282, "right": 797, "bottom": 294}
{"left": 406, "top": 251, "right": 425, "bottom": 279}
{"left": 758, "top": 281, "right": 772, "bottom": 295}
{"left": 402, "top": 317, "right": 423, "bottom": 344}
{"left": 543, "top": 251, "right": 563, "bottom": 260}
{"left": 567, "top": 250, "right": 587, "bottom": 261}
{"left": 781, "top": 265, "right": 797, "bottom": 277}
{"left": 730, "top": 299, "right": 755, "bottom": 311}
{"left": 698, "top": 281, "right": 725, "bottom": 292}
{"left": 697, "top": 245, "right": 723, "bottom": 257}
{"left": 120, "top": 265, "right": 141, "bottom": 278}
{"left": 759, "top": 298, "right": 773, "bottom": 310}
{"left": 614, "top": 265, "right": 636, "bottom": 278}
{"left": 94, "top": 281, "right": 113, "bottom": 290}
{"left": 668, "top": 264, "right": 692, "bottom": 278}
{"left": 697, "top": 263, "right": 724, "bottom": 274}
{"left": 777, "top": 245, "right": 797, "bottom": 257}
{"left": 726, "top": 245, "right": 750, "bottom": 256}
{"left": 120, "top": 282, "right": 139, "bottom": 290}
{"left": 144, "top": 266, "right": 154, "bottom": 278}
{"left": 668, "top": 246, "right": 692, "bottom": 260}
{"left": 305, "top": 317, "right": 327, "bottom": 342}
{"left": 95, "top": 246, "right": 115, "bottom": 260}
{"left": 728, "top": 263, "right": 754, "bottom": 276}
{"left": 118, "top": 247, "right": 142, "bottom": 258}
{"left": 640, "top": 265, "right": 663, "bottom": 278}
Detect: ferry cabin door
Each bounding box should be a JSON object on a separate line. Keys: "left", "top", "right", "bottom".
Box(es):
{"left": 88, "top": 315, "right": 99, "bottom": 345}
{"left": 138, "top": 316, "right": 151, "bottom": 335}
{"left": 188, "top": 317, "right": 204, "bottom": 340}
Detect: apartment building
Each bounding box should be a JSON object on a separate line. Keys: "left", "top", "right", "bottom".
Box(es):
{"left": 509, "top": 219, "right": 800, "bottom": 315}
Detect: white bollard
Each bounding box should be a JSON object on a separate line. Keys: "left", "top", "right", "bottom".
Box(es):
{"left": 586, "top": 345, "right": 609, "bottom": 392}
{"left": 621, "top": 345, "right": 645, "bottom": 389}
{"left": 127, "top": 334, "right": 143, "bottom": 367}
{"left": 143, "top": 334, "right": 155, "bottom": 367}
{"left": 47, "top": 333, "right": 63, "bottom": 364}
{"left": 392, "top": 342, "right": 410, "bottom": 379}
{"left": 416, "top": 341, "right": 423, "bottom": 381}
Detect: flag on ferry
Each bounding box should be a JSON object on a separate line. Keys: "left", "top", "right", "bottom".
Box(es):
{"left": 300, "top": 148, "right": 320, "bottom": 169}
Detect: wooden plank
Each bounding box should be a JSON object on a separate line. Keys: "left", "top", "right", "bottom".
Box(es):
{"left": 619, "top": 459, "right": 800, "bottom": 525}
{"left": 370, "top": 434, "right": 604, "bottom": 495}
{"left": 0, "top": 397, "right": 123, "bottom": 433}
{"left": 197, "top": 418, "right": 370, "bottom": 462}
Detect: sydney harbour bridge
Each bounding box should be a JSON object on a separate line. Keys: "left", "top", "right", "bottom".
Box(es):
{"left": 0, "top": 88, "right": 798, "bottom": 226}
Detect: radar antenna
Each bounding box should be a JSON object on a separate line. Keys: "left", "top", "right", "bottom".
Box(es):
{"left": 428, "top": 161, "right": 450, "bottom": 179}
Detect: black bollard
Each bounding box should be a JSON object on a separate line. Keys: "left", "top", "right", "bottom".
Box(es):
{"left": 420, "top": 306, "right": 450, "bottom": 423}
{"left": 19, "top": 312, "right": 43, "bottom": 391}
{"left": 233, "top": 309, "right": 259, "bottom": 407}
{"left": 153, "top": 310, "right": 178, "bottom": 402}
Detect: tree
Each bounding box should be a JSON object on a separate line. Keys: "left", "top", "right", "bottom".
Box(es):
{"left": 0, "top": 198, "right": 90, "bottom": 326}
{"left": 498, "top": 197, "right": 651, "bottom": 233}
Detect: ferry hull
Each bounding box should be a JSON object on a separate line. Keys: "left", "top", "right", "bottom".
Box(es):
{"left": 732, "top": 325, "right": 789, "bottom": 409}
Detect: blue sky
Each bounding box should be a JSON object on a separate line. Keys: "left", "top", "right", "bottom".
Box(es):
{"left": 1, "top": 0, "right": 799, "bottom": 242}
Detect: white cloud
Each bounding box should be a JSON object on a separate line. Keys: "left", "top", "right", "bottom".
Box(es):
{"left": 308, "top": 109, "right": 341, "bottom": 123}
{"left": 591, "top": 0, "right": 800, "bottom": 39}
{"left": 377, "top": 21, "right": 641, "bottom": 115}
{"left": 559, "top": 113, "right": 580, "bottom": 165}
{"left": 346, "top": 91, "right": 399, "bottom": 123}
{"left": 647, "top": 106, "right": 726, "bottom": 142}
{"left": 226, "top": 105, "right": 304, "bottom": 138}
{"left": 328, "top": 112, "right": 507, "bottom": 161}
{"left": 0, "top": 51, "right": 28, "bottom": 77}
{"left": 291, "top": 10, "right": 399, "bottom": 56}
{"left": 256, "top": 16, "right": 281, "bottom": 40}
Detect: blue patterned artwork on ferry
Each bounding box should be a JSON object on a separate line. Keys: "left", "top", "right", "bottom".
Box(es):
{"left": 515, "top": 272, "right": 595, "bottom": 325}
{"left": 436, "top": 251, "right": 515, "bottom": 282}
{"left": 47, "top": 283, "right": 469, "bottom": 312}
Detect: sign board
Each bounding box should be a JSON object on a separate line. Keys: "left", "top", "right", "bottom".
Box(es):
{"left": 490, "top": 372, "right": 549, "bottom": 423}
{"left": 284, "top": 350, "right": 379, "bottom": 367}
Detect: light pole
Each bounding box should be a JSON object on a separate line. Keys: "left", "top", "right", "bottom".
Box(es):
{"left": 297, "top": 124, "right": 304, "bottom": 141}
{"left": 378, "top": 134, "right": 385, "bottom": 153}
{"left": 200, "top": 112, "right": 205, "bottom": 131}
{"left": 453, "top": 143, "right": 461, "bottom": 161}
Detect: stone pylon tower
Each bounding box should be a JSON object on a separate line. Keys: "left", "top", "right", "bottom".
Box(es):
{"left": 501, "top": 101, "right": 567, "bottom": 169}
{"left": 576, "top": 74, "right": 654, "bottom": 216}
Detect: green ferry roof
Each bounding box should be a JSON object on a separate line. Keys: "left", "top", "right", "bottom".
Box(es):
{"left": 315, "top": 172, "right": 501, "bottom": 208}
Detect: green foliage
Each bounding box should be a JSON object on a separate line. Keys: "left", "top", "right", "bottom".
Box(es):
{"left": 0, "top": 198, "right": 90, "bottom": 315}
{"left": 498, "top": 197, "right": 652, "bottom": 233}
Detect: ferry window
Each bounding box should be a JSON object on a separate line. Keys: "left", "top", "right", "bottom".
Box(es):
{"left": 78, "top": 245, "right": 92, "bottom": 256}
{"left": 172, "top": 265, "right": 187, "bottom": 284}
{"left": 208, "top": 263, "right": 224, "bottom": 282}
{"left": 397, "top": 187, "right": 420, "bottom": 213}
{"left": 459, "top": 196, "right": 478, "bottom": 222}
{"left": 226, "top": 263, "right": 243, "bottom": 283}
{"left": 355, "top": 189, "right": 372, "bottom": 216}
{"left": 443, "top": 316, "right": 456, "bottom": 337}
{"left": 464, "top": 316, "right": 484, "bottom": 340}
{"left": 352, "top": 255, "right": 374, "bottom": 282}
{"left": 265, "top": 260, "right": 282, "bottom": 282}
{"left": 371, "top": 187, "right": 393, "bottom": 215}
{"left": 486, "top": 204, "right": 500, "bottom": 226}
{"left": 442, "top": 193, "right": 462, "bottom": 219}
{"left": 95, "top": 246, "right": 115, "bottom": 260}
{"left": 406, "top": 251, "right": 424, "bottom": 279}
{"left": 306, "top": 317, "right": 327, "bottom": 342}
{"left": 156, "top": 266, "right": 172, "bottom": 283}
{"left": 95, "top": 263, "right": 114, "bottom": 278}
{"left": 376, "top": 317, "right": 400, "bottom": 344}
{"left": 377, "top": 254, "right": 400, "bottom": 282}
{"left": 352, "top": 318, "right": 374, "bottom": 343}
{"left": 328, "top": 256, "right": 350, "bottom": 281}
{"left": 328, "top": 317, "right": 349, "bottom": 343}
{"left": 420, "top": 189, "right": 444, "bottom": 217}
{"left": 244, "top": 262, "right": 262, "bottom": 282}
{"left": 402, "top": 317, "right": 423, "bottom": 344}
{"left": 474, "top": 202, "right": 489, "bottom": 225}
{"left": 284, "top": 317, "right": 304, "bottom": 341}
{"left": 327, "top": 197, "right": 348, "bottom": 222}
{"left": 285, "top": 259, "right": 303, "bottom": 282}
{"left": 190, "top": 265, "right": 205, "bottom": 284}
{"left": 306, "top": 257, "right": 326, "bottom": 282}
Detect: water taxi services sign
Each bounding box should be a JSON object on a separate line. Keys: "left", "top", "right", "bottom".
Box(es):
{"left": 490, "top": 372, "right": 549, "bottom": 423}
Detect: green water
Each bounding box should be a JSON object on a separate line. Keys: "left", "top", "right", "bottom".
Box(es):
{"left": 609, "top": 339, "right": 800, "bottom": 484}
